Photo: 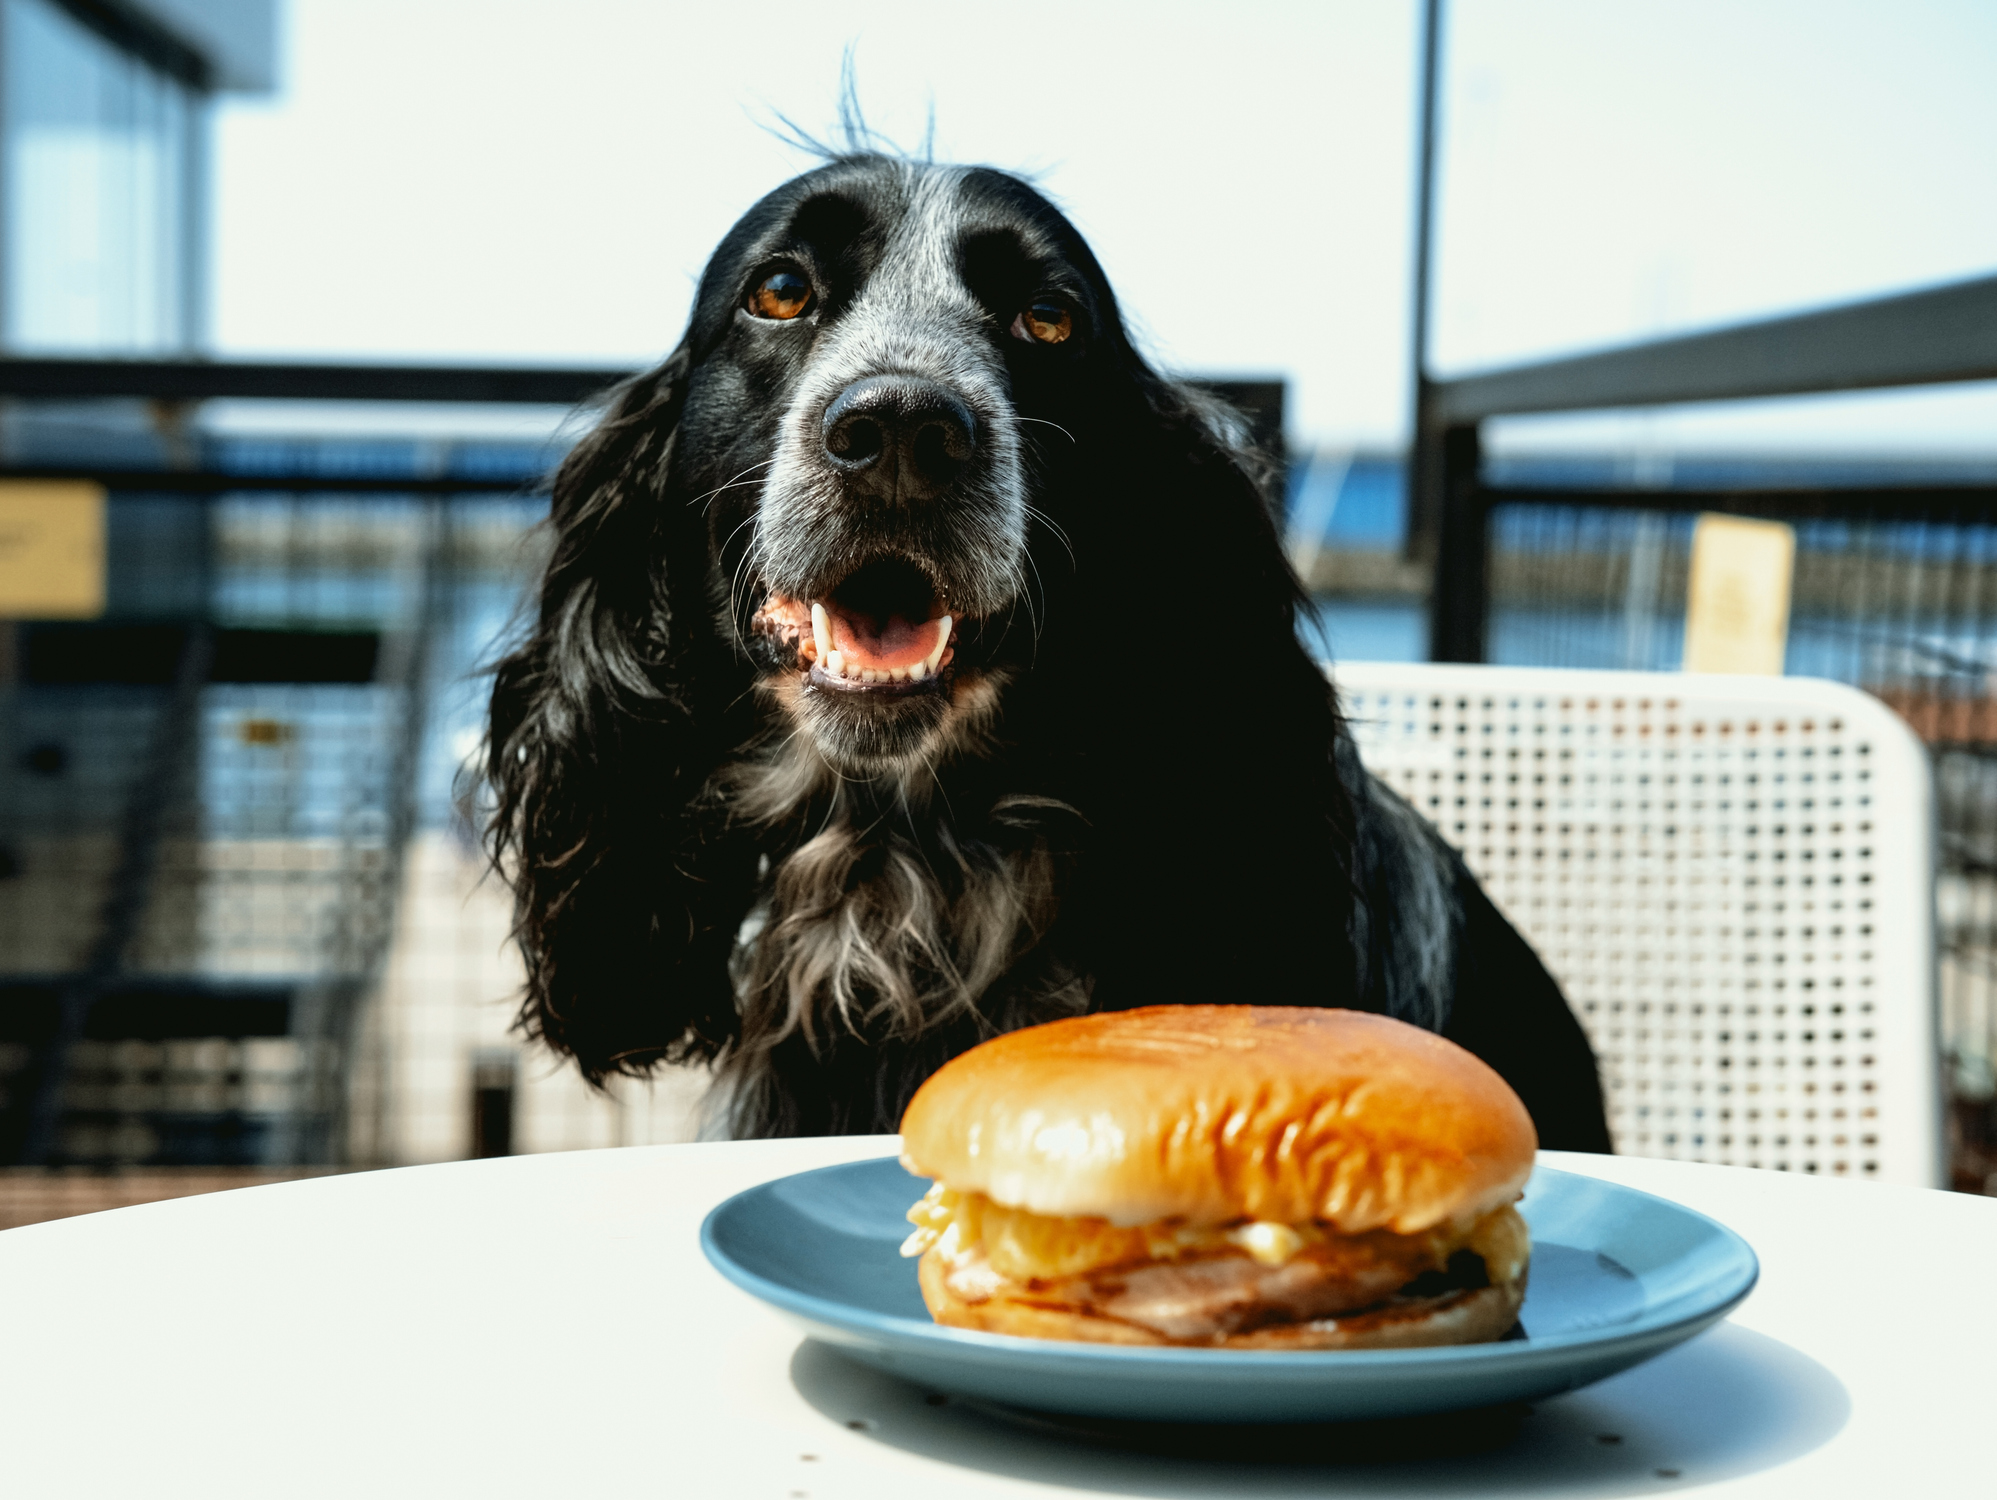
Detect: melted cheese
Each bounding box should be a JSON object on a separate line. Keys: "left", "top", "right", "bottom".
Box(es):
{"left": 902, "top": 1182, "right": 1527, "bottom": 1286}
{"left": 1464, "top": 1200, "right": 1531, "bottom": 1285}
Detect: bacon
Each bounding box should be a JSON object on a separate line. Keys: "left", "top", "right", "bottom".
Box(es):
{"left": 1089, "top": 1250, "right": 1430, "bottom": 1339}
{"left": 932, "top": 1205, "right": 1531, "bottom": 1344}
{"left": 942, "top": 1239, "right": 1448, "bottom": 1341}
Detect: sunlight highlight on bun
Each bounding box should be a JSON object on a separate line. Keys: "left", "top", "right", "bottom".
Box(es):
{"left": 899, "top": 1006, "right": 1538, "bottom": 1233}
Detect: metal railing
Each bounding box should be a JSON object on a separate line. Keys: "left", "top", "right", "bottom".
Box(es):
{"left": 0, "top": 361, "right": 611, "bottom": 1168}
{"left": 0, "top": 357, "right": 628, "bottom": 405}
{"left": 1409, "top": 271, "right": 1997, "bottom": 663}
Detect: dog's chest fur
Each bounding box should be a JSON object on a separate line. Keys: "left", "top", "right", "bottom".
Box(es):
{"left": 715, "top": 748, "right": 1091, "bottom": 1135}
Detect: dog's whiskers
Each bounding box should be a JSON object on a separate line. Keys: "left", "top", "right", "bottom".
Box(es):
{"left": 1023, "top": 503, "right": 1076, "bottom": 570}
{"left": 692, "top": 458, "right": 777, "bottom": 516}
{"left": 726, "top": 519, "right": 763, "bottom": 644}
{"left": 718, "top": 510, "right": 761, "bottom": 557}
{"left": 1020, "top": 547, "right": 1049, "bottom": 663}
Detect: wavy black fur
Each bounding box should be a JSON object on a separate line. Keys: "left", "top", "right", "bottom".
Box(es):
{"left": 485, "top": 155, "right": 1611, "bottom": 1149}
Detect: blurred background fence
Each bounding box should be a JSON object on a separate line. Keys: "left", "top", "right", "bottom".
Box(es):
{"left": 0, "top": 356, "right": 734, "bottom": 1196}
{"left": 0, "top": 418, "right": 716, "bottom": 1180}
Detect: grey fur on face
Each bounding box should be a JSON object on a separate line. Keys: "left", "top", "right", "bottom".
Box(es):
{"left": 751, "top": 165, "right": 1028, "bottom": 622}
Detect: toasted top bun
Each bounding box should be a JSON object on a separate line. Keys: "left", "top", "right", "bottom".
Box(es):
{"left": 899, "top": 1006, "right": 1537, "bottom": 1234}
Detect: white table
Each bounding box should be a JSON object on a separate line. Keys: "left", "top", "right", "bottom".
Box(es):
{"left": 0, "top": 1140, "right": 1989, "bottom": 1498}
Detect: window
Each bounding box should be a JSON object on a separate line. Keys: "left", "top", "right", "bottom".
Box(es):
{"left": 3, "top": 0, "right": 202, "bottom": 352}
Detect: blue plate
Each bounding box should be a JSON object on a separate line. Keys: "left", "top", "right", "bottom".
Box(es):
{"left": 701, "top": 1157, "right": 1757, "bottom": 1424}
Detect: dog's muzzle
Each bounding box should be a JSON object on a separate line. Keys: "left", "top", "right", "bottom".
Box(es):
{"left": 749, "top": 370, "right": 1013, "bottom": 700}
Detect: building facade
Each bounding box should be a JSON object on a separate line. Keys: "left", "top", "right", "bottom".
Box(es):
{"left": 1, "top": 0, "right": 273, "bottom": 354}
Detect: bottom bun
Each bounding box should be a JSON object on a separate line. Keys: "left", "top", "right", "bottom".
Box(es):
{"left": 919, "top": 1249, "right": 1526, "bottom": 1350}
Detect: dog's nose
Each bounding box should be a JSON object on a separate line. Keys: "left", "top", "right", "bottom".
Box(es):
{"left": 821, "top": 375, "right": 977, "bottom": 501}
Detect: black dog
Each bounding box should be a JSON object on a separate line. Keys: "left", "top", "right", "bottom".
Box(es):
{"left": 485, "top": 154, "right": 1611, "bottom": 1150}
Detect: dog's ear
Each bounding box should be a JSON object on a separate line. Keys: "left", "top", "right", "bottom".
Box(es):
{"left": 485, "top": 348, "right": 754, "bottom": 1083}
{"left": 1041, "top": 375, "right": 1361, "bottom": 1009}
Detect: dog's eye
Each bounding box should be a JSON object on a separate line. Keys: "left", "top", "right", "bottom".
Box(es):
{"left": 1011, "top": 302, "right": 1073, "bottom": 345}
{"left": 748, "top": 271, "right": 814, "bottom": 320}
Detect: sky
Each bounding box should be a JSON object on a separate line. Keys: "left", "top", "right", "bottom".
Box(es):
{"left": 208, "top": 0, "right": 1997, "bottom": 452}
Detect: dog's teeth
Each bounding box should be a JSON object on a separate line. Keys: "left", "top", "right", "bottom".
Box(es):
{"left": 864, "top": 669, "right": 882, "bottom": 684}
{"left": 924, "top": 616, "right": 953, "bottom": 674}
{"left": 890, "top": 666, "right": 908, "bottom": 683}
{"left": 810, "top": 603, "right": 832, "bottom": 664}
{"left": 909, "top": 660, "right": 927, "bottom": 681}
{"left": 825, "top": 649, "right": 844, "bottom": 676}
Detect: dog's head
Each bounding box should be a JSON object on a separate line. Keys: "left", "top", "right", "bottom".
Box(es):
{"left": 664, "top": 156, "right": 1177, "bottom": 772}
{"left": 487, "top": 153, "right": 1341, "bottom": 1092}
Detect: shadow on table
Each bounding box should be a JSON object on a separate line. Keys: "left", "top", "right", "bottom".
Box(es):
{"left": 790, "top": 1322, "right": 1848, "bottom": 1495}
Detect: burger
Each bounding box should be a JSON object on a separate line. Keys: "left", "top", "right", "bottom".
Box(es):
{"left": 897, "top": 1006, "right": 1536, "bottom": 1348}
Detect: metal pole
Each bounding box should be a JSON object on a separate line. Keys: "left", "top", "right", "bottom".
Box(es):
{"left": 1405, "top": 0, "right": 1444, "bottom": 579}
{"left": 1430, "top": 424, "right": 1489, "bottom": 662}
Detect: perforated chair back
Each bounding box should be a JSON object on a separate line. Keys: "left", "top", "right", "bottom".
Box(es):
{"left": 1333, "top": 662, "right": 1942, "bottom": 1186}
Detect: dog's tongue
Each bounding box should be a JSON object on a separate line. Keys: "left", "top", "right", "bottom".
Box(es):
{"left": 826, "top": 604, "right": 946, "bottom": 671}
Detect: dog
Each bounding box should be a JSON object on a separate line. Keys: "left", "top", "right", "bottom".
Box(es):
{"left": 484, "top": 153, "right": 1612, "bottom": 1150}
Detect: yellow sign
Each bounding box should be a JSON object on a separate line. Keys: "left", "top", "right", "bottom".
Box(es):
{"left": 0, "top": 481, "right": 106, "bottom": 619}
{"left": 1682, "top": 513, "right": 1794, "bottom": 675}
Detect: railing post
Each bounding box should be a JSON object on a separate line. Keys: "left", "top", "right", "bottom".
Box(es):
{"left": 1428, "top": 422, "right": 1487, "bottom": 662}
{"left": 1403, "top": 0, "right": 1444, "bottom": 571}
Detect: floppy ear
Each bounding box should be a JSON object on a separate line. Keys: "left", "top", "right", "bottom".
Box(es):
{"left": 1040, "top": 376, "right": 1361, "bottom": 1009}
{"left": 485, "top": 347, "right": 757, "bottom": 1083}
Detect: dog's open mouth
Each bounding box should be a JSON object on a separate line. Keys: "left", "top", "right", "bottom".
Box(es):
{"left": 751, "top": 557, "right": 957, "bottom": 696}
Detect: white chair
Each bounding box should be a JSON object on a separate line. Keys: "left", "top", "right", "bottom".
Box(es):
{"left": 1333, "top": 662, "right": 1943, "bottom": 1187}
